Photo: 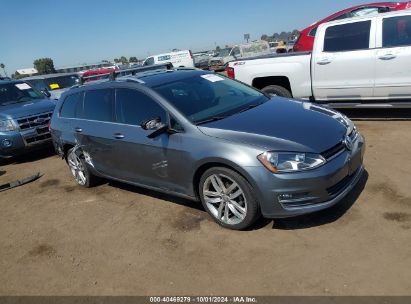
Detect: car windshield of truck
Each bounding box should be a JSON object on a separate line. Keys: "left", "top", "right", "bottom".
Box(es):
{"left": 152, "top": 74, "right": 269, "bottom": 125}
{"left": 217, "top": 48, "right": 231, "bottom": 57}
{"left": 0, "top": 82, "right": 44, "bottom": 106}
{"left": 45, "top": 75, "right": 80, "bottom": 90}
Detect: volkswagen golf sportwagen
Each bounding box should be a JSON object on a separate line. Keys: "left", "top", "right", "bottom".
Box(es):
{"left": 50, "top": 66, "right": 365, "bottom": 230}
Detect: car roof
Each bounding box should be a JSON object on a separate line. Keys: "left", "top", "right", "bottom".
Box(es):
{"left": 301, "top": 1, "right": 404, "bottom": 32}
{"left": 136, "top": 69, "right": 211, "bottom": 87}
{"left": 67, "top": 69, "right": 211, "bottom": 93}
{"left": 23, "top": 72, "right": 79, "bottom": 80}
{"left": 319, "top": 8, "right": 411, "bottom": 28}
{"left": 0, "top": 79, "right": 26, "bottom": 85}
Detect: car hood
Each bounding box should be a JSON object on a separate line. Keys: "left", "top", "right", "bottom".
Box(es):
{"left": 198, "top": 98, "right": 348, "bottom": 153}
{"left": 0, "top": 99, "right": 56, "bottom": 119}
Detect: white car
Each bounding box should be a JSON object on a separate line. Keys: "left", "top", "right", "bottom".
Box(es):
{"left": 143, "top": 50, "right": 195, "bottom": 68}
{"left": 209, "top": 40, "right": 271, "bottom": 70}
{"left": 228, "top": 10, "right": 411, "bottom": 107}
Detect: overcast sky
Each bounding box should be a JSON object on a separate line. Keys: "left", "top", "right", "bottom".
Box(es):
{"left": 1, "top": 0, "right": 372, "bottom": 75}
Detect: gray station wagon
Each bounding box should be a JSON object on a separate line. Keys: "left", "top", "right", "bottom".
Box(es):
{"left": 50, "top": 65, "right": 365, "bottom": 230}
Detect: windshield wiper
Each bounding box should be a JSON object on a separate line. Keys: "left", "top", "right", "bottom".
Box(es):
{"left": 235, "top": 102, "right": 263, "bottom": 115}
{"left": 195, "top": 116, "right": 229, "bottom": 126}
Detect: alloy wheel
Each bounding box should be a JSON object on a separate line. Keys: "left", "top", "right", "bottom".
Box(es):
{"left": 202, "top": 174, "right": 247, "bottom": 225}
{"left": 67, "top": 150, "right": 87, "bottom": 186}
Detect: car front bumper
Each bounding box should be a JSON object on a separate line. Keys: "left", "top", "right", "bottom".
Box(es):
{"left": 246, "top": 134, "right": 366, "bottom": 218}
{"left": 0, "top": 130, "right": 52, "bottom": 158}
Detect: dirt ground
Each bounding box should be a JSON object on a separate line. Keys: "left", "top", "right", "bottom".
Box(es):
{"left": 1, "top": 117, "right": 411, "bottom": 296}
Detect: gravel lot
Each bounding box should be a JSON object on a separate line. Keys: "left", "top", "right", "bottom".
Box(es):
{"left": 1, "top": 116, "right": 411, "bottom": 296}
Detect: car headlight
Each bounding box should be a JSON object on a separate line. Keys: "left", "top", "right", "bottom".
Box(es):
{"left": 0, "top": 119, "right": 16, "bottom": 132}
{"left": 257, "top": 152, "right": 326, "bottom": 173}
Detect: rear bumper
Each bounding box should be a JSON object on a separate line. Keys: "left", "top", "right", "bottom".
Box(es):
{"left": 246, "top": 134, "right": 365, "bottom": 218}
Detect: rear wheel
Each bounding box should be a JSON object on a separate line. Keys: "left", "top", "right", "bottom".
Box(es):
{"left": 199, "top": 167, "right": 260, "bottom": 230}
{"left": 66, "top": 148, "right": 98, "bottom": 188}
{"left": 262, "top": 85, "right": 292, "bottom": 98}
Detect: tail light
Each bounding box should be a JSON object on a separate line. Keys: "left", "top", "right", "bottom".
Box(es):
{"left": 226, "top": 67, "right": 235, "bottom": 79}
{"left": 406, "top": 2, "right": 411, "bottom": 9}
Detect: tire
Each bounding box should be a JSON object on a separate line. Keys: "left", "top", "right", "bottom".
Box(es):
{"left": 262, "top": 85, "right": 292, "bottom": 98}
{"left": 66, "top": 148, "right": 99, "bottom": 188}
{"left": 199, "top": 167, "right": 260, "bottom": 230}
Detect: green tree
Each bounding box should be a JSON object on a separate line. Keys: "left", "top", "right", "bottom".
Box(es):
{"left": 129, "top": 56, "right": 138, "bottom": 62}
{"left": 33, "top": 58, "right": 56, "bottom": 75}
{"left": 261, "top": 34, "right": 269, "bottom": 41}
{"left": 114, "top": 58, "right": 120, "bottom": 63}
{"left": 119, "top": 56, "right": 128, "bottom": 64}
{"left": 215, "top": 46, "right": 221, "bottom": 52}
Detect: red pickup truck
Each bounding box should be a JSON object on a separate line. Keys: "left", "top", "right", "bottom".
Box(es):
{"left": 293, "top": 1, "right": 411, "bottom": 52}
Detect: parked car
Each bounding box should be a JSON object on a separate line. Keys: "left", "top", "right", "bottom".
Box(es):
{"left": 193, "top": 53, "right": 210, "bottom": 70}
{"left": 0, "top": 80, "right": 56, "bottom": 158}
{"left": 228, "top": 10, "right": 411, "bottom": 107}
{"left": 143, "top": 50, "right": 195, "bottom": 68}
{"left": 209, "top": 40, "right": 271, "bottom": 71}
{"left": 50, "top": 66, "right": 364, "bottom": 230}
{"left": 24, "top": 73, "right": 81, "bottom": 100}
{"left": 293, "top": 1, "right": 411, "bottom": 52}
{"left": 81, "top": 68, "right": 116, "bottom": 83}
{"left": 286, "top": 41, "right": 296, "bottom": 52}
{"left": 269, "top": 41, "right": 279, "bottom": 53}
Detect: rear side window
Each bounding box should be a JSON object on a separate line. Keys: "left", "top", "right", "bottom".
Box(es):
{"left": 60, "top": 93, "right": 83, "bottom": 118}
{"left": 29, "top": 79, "right": 47, "bottom": 91}
{"left": 144, "top": 57, "right": 155, "bottom": 66}
{"left": 115, "top": 88, "right": 166, "bottom": 126}
{"left": 383, "top": 15, "right": 411, "bottom": 47}
{"left": 324, "top": 21, "right": 371, "bottom": 52}
{"left": 308, "top": 26, "right": 318, "bottom": 37}
{"left": 83, "top": 89, "right": 114, "bottom": 122}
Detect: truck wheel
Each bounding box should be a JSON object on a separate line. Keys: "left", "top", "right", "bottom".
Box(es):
{"left": 262, "top": 85, "right": 292, "bottom": 98}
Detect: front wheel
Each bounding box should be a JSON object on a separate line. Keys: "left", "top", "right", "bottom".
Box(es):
{"left": 262, "top": 85, "right": 292, "bottom": 98}
{"left": 199, "top": 167, "right": 260, "bottom": 230}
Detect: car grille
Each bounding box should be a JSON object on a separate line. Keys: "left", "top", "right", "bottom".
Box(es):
{"left": 321, "top": 142, "right": 346, "bottom": 160}
{"left": 321, "top": 129, "right": 358, "bottom": 160}
{"left": 17, "top": 111, "right": 53, "bottom": 146}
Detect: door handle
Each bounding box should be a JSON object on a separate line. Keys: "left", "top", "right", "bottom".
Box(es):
{"left": 317, "top": 58, "right": 332, "bottom": 65}
{"left": 113, "top": 133, "right": 125, "bottom": 139}
{"left": 378, "top": 54, "right": 396, "bottom": 60}
{"left": 74, "top": 127, "right": 82, "bottom": 133}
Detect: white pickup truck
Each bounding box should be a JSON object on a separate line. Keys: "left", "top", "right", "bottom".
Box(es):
{"left": 228, "top": 10, "right": 411, "bottom": 107}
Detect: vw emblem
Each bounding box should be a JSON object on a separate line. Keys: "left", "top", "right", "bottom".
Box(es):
{"left": 343, "top": 135, "right": 353, "bottom": 151}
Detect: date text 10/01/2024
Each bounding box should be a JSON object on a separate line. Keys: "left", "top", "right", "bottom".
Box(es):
{"left": 149, "top": 297, "right": 257, "bottom": 303}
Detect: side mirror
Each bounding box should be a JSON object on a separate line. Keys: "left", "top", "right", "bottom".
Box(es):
{"left": 141, "top": 117, "right": 168, "bottom": 139}
{"left": 41, "top": 88, "right": 51, "bottom": 98}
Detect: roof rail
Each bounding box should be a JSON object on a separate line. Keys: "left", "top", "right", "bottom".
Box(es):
{"left": 80, "top": 63, "right": 174, "bottom": 85}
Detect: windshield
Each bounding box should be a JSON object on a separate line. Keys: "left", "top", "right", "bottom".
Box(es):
{"left": 45, "top": 75, "right": 80, "bottom": 90}
{"left": 152, "top": 73, "right": 268, "bottom": 125}
{"left": 0, "top": 82, "right": 44, "bottom": 106}
{"left": 217, "top": 48, "right": 231, "bottom": 57}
